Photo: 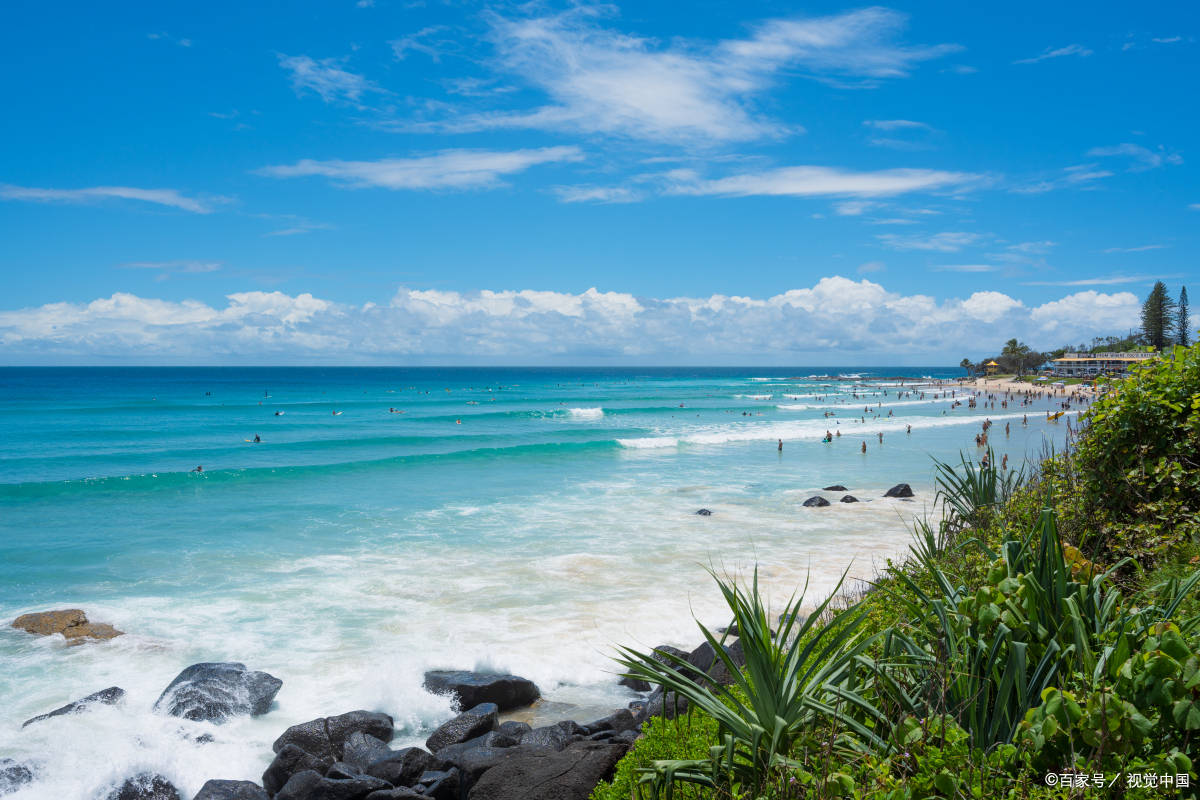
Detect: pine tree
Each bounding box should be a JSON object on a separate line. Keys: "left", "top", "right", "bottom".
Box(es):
{"left": 1141, "top": 281, "right": 1176, "bottom": 351}
{"left": 1179, "top": 286, "right": 1191, "bottom": 346}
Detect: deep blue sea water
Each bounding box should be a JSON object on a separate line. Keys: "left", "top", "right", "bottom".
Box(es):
{"left": 0, "top": 367, "right": 1078, "bottom": 796}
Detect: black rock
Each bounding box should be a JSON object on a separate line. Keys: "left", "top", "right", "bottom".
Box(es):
{"left": 496, "top": 721, "right": 531, "bottom": 740}
{"left": 422, "top": 671, "right": 539, "bottom": 712}
{"left": 342, "top": 732, "right": 393, "bottom": 773}
{"left": 641, "top": 688, "right": 689, "bottom": 720}
{"left": 154, "top": 663, "right": 282, "bottom": 723}
{"left": 364, "top": 791, "right": 433, "bottom": 800}
{"left": 425, "top": 703, "right": 498, "bottom": 753}
{"left": 263, "top": 744, "right": 332, "bottom": 796}
{"left": 884, "top": 483, "right": 914, "bottom": 498}
{"left": 840, "top": 495, "right": 859, "bottom": 503}
{"left": 104, "top": 774, "right": 181, "bottom": 800}
{"left": 272, "top": 771, "right": 321, "bottom": 800}
{"left": 466, "top": 741, "right": 630, "bottom": 800}
{"left": 193, "top": 780, "right": 270, "bottom": 800}
{"left": 416, "top": 767, "right": 460, "bottom": 800}
{"left": 581, "top": 709, "right": 637, "bottom": 736}
{"left": 22, "top": 686, "right": 125, "bottom": 728}
{"left": 272, "top": 711, "right": 395, "bottom": 761}
{"left": 431, "top": 739, "right": 536, "bottom": 788}
{"left": 364, "top": 747, "right": 439, "bottom": 788}
{"left": 802, "top": 496, "right": 831, "bottom": 507}
{"left": 617, "top": 645, "right": 690, "bottom": 692}
{"left": 274, "top": 769, "right": 388, "bottom": 800}
{"left": 695, "top": 509, "right": 713, "bottom": 516}
{"left": 324, "top": 762, "right": 365, "bottom": 781}
{"left": 0, "top": 760, "right": 33, "bottom": 795}
{"left": 822, "top": 485, "right": 848, "bottom": 492}
{"left": 520, "top": 720, "right": 584, "bottom": 752}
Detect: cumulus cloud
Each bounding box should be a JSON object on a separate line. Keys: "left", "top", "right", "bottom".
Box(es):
{"left": 258, "top": 147, "right": 584, "bottom": 191}
{"left": 0, "top": 184, "right": 218, "bottom": 213}
{"left": 420, "top": 6, "right": 959, "bottom": 143}
{"left": 0, "top": 280, "right": 1142, "bottom": 363}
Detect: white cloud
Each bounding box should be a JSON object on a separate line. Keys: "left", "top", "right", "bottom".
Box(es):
{"left": 555, "top": 185, "right": 642, "bottom": 204}
{"left": 863, "top": 119, "right": 933, "bottom": 131}
{"left": 0, "top": 281, "right": 1142, "bottom": 363}
{"left": 933, "top": 264, "right": 997, "bottom": 272}
{"left": 1088, "top": 143, "right": 1182, "bottom": 171}
{"left": 1101, "top": 244, "right": 1166, "bottom": 253}
{"left": 258, "top": 147, "right": 584, "bottom": 191}
{"left": 122, "top": 260, "right": 222, "bottom": 275}
{"left": 1014, "top": 43, "right": 1093, "bottom": 65}
{"left": 278, "top": 54, "right": 382, "bottom": 105}
{"left": 426, "top": 6, "right": 959, "bottom": 143}
{"left": 0, "top": 184, "right": 218, "bottom": 213}
{"left": 1023, "top": 274, "right": 1163, "bottom": 287}
{"left": 877, "top": 231, "right": 981, "bottom": 252}
{"left": 391, "top": 26, "right": 457, "bottom": 62}
{"left": 668, "top": 166, "right": 978, "bottom": 198}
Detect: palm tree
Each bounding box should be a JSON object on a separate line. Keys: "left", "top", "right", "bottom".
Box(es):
{"left": 959, "top": 357, "right": 973, "bottom": 377}
{"left": 1000, "top": 339, "right": 1033, "bottom": 375}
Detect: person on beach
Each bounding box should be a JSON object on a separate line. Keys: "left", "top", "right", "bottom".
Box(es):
{"left": 981, "top": 452, "right": 991, "bottom": 470}
{"left": 861, "top": 441, "right": 867, "bottom": 453}
{"left": 878, "top": 432, "right": 883, "bottom": 444}
{"left": 778, "top": 439, "right": 783, "bottom": 451}
{"left": 906, "top": 424, "right": 912, "bottom": 434}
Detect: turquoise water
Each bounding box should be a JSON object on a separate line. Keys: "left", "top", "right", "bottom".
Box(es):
{"left": 0, "top": 368, "right": 1077, "bottom": 796}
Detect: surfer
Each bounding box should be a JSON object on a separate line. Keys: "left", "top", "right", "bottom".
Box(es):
{"left": 253, "top": 434, "right": 260, "bottom": 443}
{"left": 274, "top": 411, "right": 283, "bottom": 416}
{"left": 193, "top": 465, "right": 203, "bottom": 473}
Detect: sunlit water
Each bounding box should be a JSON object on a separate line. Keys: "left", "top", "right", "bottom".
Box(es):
{"left": 0, "top": 367, "right": 1078, "bottom": 797}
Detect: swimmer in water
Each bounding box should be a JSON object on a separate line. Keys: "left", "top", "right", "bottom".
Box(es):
{"left": 456, "top": 419, "right": 462, "bottom": 424}
{"left": 193, "top": 465, "right": 203, "bottom": 473}
{"left": 861, "top": 441, "right": 867, "bottom": 454}
{"left": 777, "top": 439, "right": 783, "bottom": 451}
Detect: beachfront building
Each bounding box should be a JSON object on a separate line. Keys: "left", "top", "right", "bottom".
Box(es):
{"left": 985, "top": 360, "right": 1000, "bottom": 376}
{"left": 1050, "top": 351, "right": 1157, "bottom": 377}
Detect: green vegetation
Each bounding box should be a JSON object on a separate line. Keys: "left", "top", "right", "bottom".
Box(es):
{"left": 595, "top": 344, "right": 1200, "bottom": 800}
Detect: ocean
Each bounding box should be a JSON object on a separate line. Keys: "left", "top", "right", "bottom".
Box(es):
{"left": 0, "top": 367, "right": 1076, "bottom": 797}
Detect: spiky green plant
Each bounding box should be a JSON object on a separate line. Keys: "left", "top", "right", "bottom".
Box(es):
{"left": 615, "top": 568, "right": 887, "bottom": 799}
{"left": 932, "top": 447, "right": 1024, "bottom": 531}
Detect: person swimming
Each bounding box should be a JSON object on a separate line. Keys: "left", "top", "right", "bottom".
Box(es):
{"left": 860, "top": 441, "right": 867, "bottom": 453}
{"left": 193, "top": 465, "right": 203, "bottom": 472}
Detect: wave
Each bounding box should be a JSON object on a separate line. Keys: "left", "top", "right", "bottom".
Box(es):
{"left": 616, "top": 437, "right": 679, "bottom": 449}
{"left": 567, "top": 407, "right": 604, "bottom": 420}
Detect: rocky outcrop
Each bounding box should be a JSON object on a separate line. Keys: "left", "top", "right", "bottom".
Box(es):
{"left": 155, "top": 663, "right": 282, "bottom": 723}
{"left": 802, "top": 496, "right": 830, "bottom": 507}
{"left": 103, "top": 774, "right": 181, "bottom": 800}
{"left": 822, "top": 485, "right": 848, "bottom": 492}
{"left": 617, "top": 645, "right": 689, "bottom": 692}
{"left": 884, "top": 483, "right": 914, "bottom": 498}
{"left": 425, "top": 704, "right": 498, "bottom": 753}
{"left": 364, "top": 748, "right": 442, "bottom": 789}
{"left": 22, "top": 686, "right": 125, "bottom": 727}
{"left": 422, "top": 671, "right": 540, "bottom": 712}
{"left": 839, "top": 495, "right": 859, "bottom": 503}
{"left": 694, "top": 508, "right": 713, "bottom": 516}
{"left": 10, "top": 609, "right": 124, "bottom": 642}
{"left": 466, "top": 741, "right": 629, "bottom": 800}
{"left": 193, "top": 780, "right": 270, "bottom": 800}
{"left": 0, "top": 760, "right": 33, "bottom": 796}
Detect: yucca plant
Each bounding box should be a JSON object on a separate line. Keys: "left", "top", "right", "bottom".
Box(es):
{"left": 884, "top": 509, "right": 1200, "bottom": 751}
{"left": 932, "top": 447, "right": 1024, "bottom": 531}
{"left": 615, "top": 568, "right": 888, "bottom": 799}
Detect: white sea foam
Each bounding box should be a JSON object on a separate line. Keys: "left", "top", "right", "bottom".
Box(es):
{"left": 734, "top": 394, "right": 772, "bottom": 400}
{"left": 616, "top": 437, "right": 679, "bottom": 449}
{"left": 567, "top": 407, "right": 604, "bottom": 420}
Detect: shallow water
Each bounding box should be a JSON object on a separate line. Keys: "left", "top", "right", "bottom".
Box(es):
{"left": 0, "top": 367, "right": 1077, "bottom": 797}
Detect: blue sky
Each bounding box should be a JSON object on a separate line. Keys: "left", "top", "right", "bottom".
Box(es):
{"left": 0, "top": 1, "right": 1196, "bottom": 364}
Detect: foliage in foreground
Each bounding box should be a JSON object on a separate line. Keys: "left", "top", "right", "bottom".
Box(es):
{"left": 596, "top": 345, "right": 1200, "bottom": 800}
